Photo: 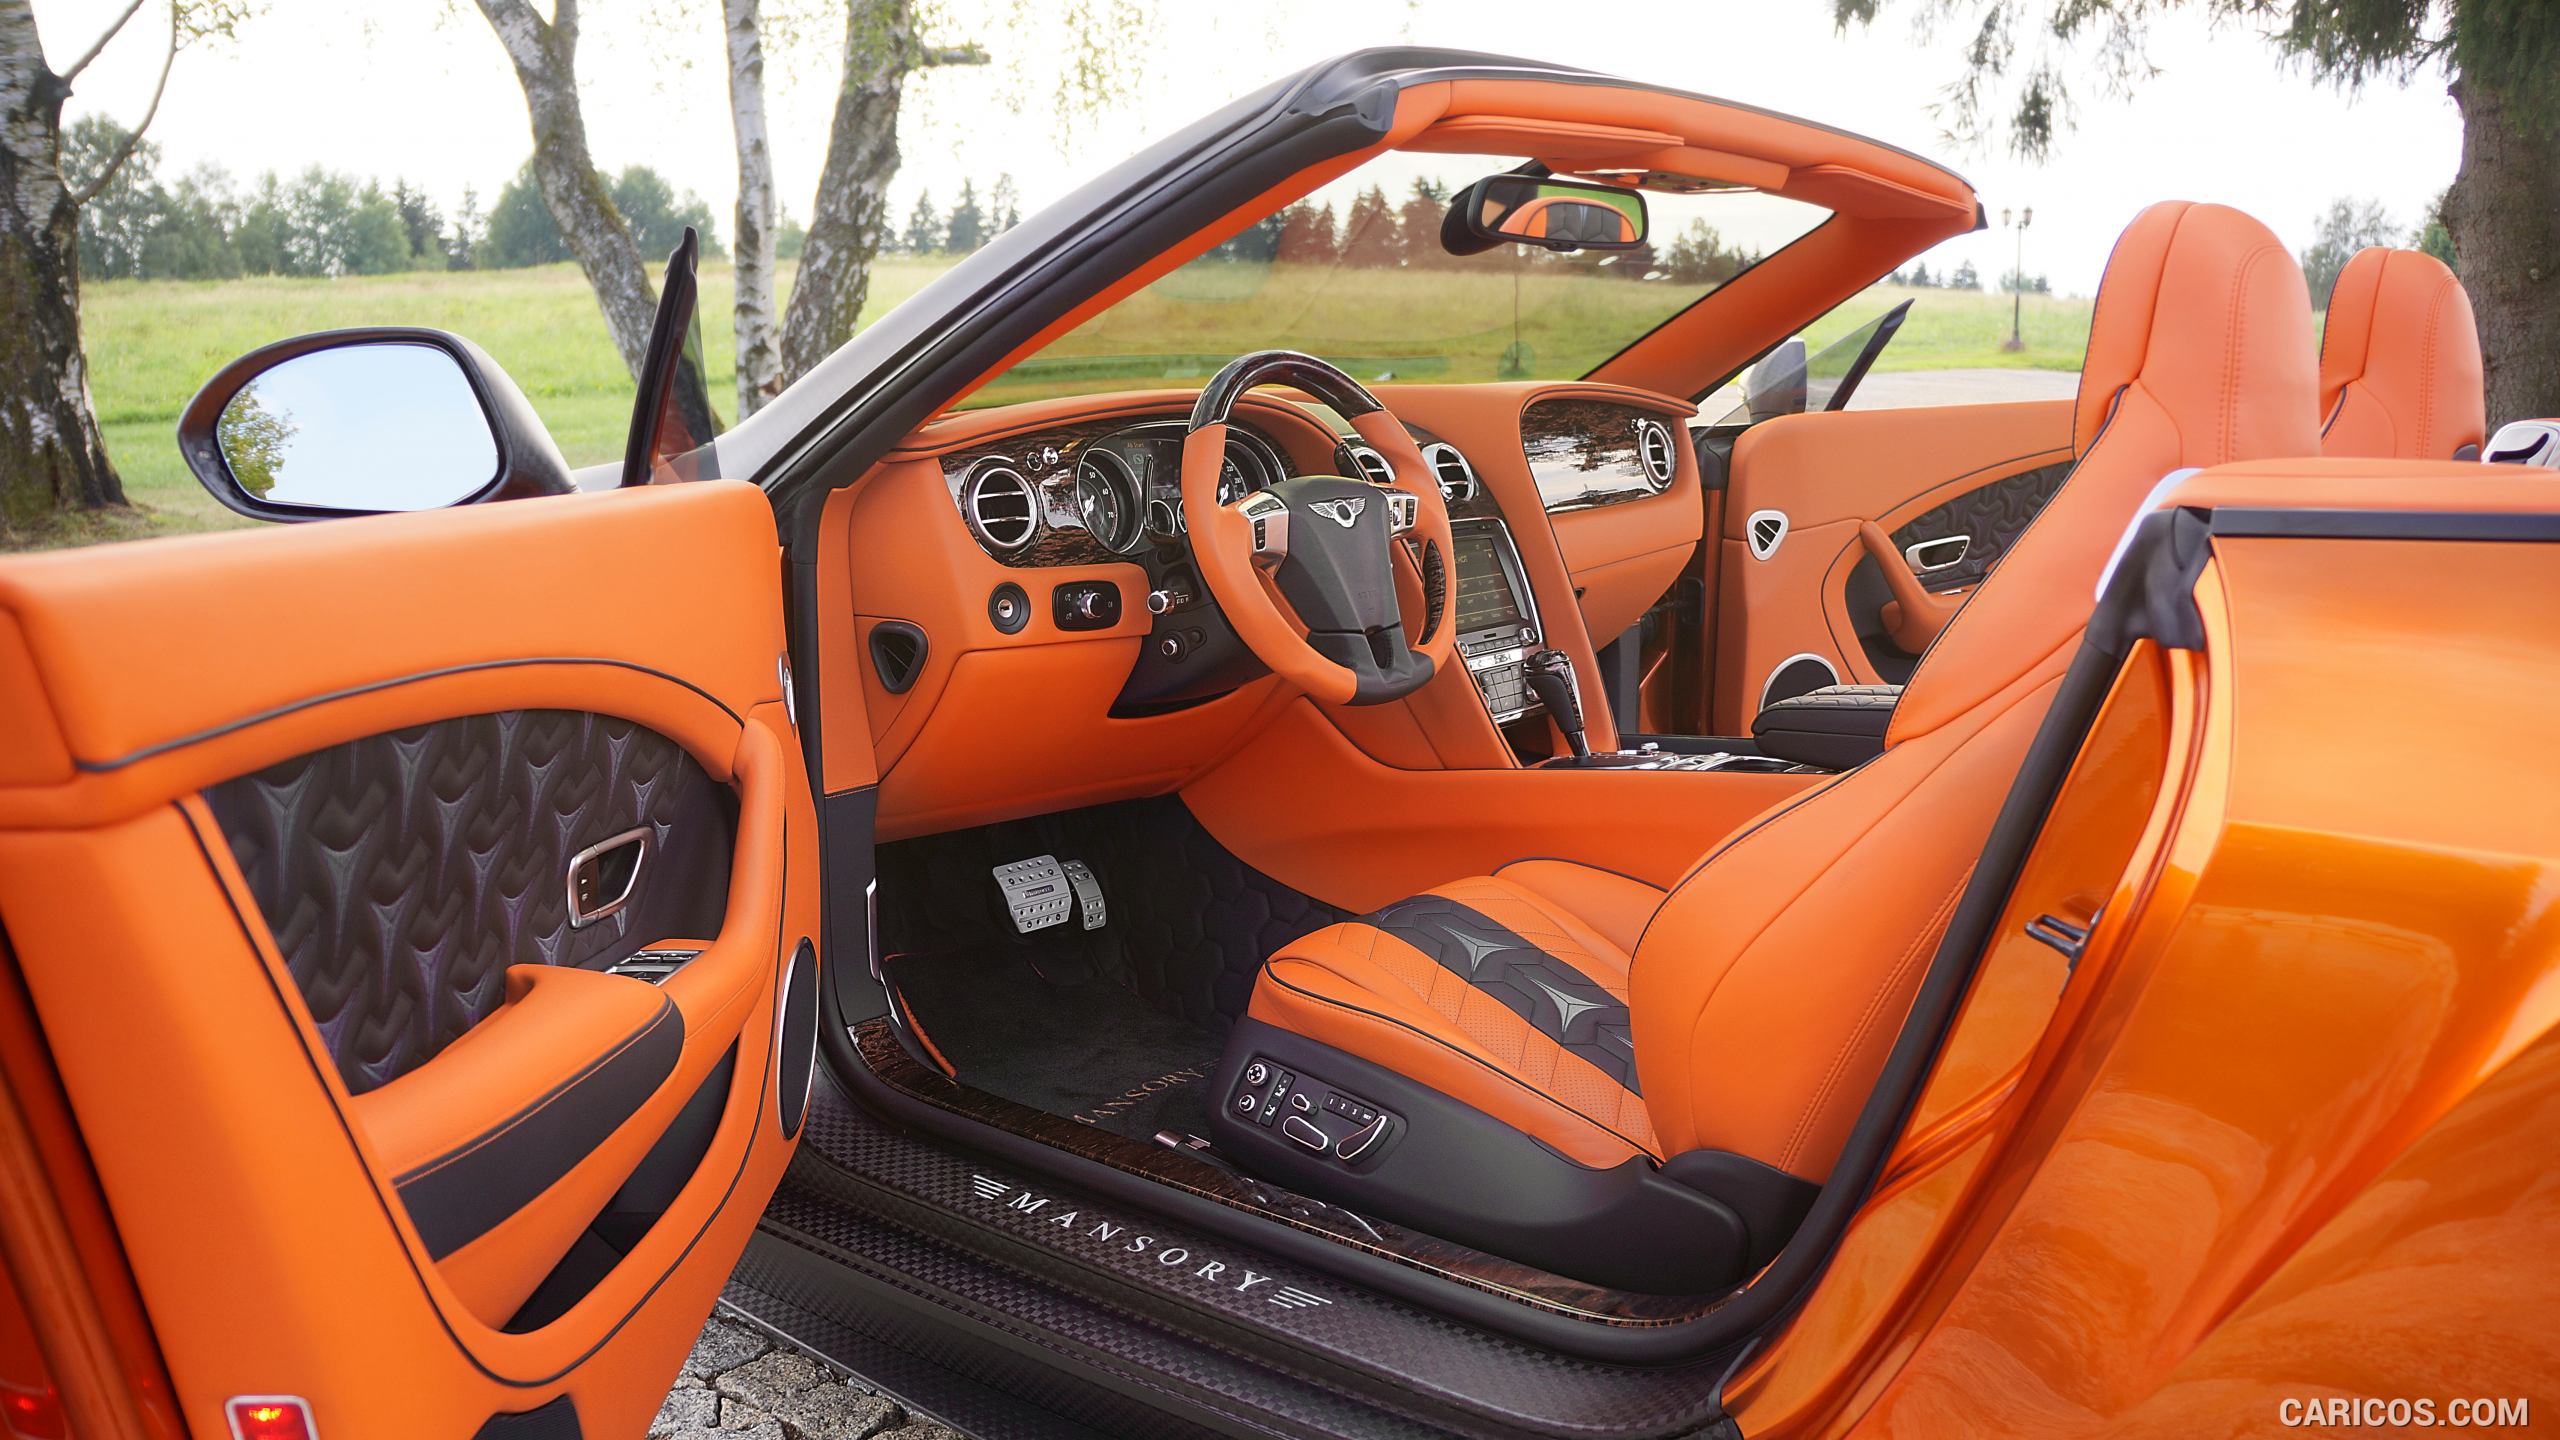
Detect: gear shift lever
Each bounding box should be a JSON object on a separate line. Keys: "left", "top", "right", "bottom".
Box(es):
{"left": 1521, "top": 649, "right": 1591, "bottom": 759}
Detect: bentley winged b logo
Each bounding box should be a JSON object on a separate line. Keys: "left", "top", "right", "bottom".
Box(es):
{"left": 1308, "top": 497, "right": 1367, "bottom": 528}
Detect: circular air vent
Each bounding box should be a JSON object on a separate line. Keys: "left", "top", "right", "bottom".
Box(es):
{"left": 1635, "top": 419, "right": 1678, "bottom": 492}
{"left": 960, "top": 460, "right": 1039, "bottom": 553}
{"left": 1420, "top": 442, "right": 1478, "bottom": 502}
{"left": 1342, "top": 444, "right": 1395, "bottom": 487}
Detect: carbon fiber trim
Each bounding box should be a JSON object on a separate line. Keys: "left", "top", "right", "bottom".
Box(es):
{"left": 768, "top": 1073, "right": 1741, "bottom": 1437}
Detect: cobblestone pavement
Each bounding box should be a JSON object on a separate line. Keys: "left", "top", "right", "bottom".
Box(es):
{"left": 653, "top": 1312, "right": 966, "bottom": 1439}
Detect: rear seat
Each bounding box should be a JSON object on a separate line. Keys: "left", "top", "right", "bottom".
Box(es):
{"left": 2319, "top": 247, "right": 2486, "bottom": 460}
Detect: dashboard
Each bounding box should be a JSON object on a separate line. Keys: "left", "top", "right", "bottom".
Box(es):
{"left": 840, "top": 382, "right": 1702, "bottom": 839}
{"left": 941, "top": 419, "right": 1302, "bottom": 569}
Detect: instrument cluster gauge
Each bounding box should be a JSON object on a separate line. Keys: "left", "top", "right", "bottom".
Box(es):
{"left": 1074, "top": 447, "right": 1145, "bottom": 554}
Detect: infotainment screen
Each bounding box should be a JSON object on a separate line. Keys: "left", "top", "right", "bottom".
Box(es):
{"left": 1452, "top": 526, "right": 1534, "bottom": 649}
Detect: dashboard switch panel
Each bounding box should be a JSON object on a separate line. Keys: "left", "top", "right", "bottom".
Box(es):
{"left": 1052, "top": 580, "right": 1121, "bottom": 631}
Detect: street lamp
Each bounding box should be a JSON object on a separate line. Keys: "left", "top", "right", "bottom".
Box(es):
{"left": 2002, "top": 205, "right": 2034, "bottom": 353}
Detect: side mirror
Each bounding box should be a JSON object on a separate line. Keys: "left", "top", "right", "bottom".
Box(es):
{"left": 178, "top": 329, "right": 572, "bottom": 522}
{"left": 1745, "top": 339, "right": 1809, "bottom": 423}
{"left": 1442, "top": 173, "right": 1649, "bottom": 256}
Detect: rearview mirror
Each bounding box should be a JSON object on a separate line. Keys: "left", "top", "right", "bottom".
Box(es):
{"left": 179, "top": 329, "right": 572, "bottom": 522}
{"left": 1443, "top": 173, "right": 1649, "bottom": 255}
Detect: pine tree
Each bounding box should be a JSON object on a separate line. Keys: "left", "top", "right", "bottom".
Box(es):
{"left": 945, "top": 179, "right": 986, "bottom": 253}
{"left": 903, "top": 189, "right": 941, "bottom": 256}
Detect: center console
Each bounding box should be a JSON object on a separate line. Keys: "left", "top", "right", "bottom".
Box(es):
{"left": 1451, "top": 519, "right": 1546, "bottom": 724}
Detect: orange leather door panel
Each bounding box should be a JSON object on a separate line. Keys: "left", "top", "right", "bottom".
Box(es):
{"left": 0, "top": 483, "right": 818, "bottom": 1436}
{"left": 1715, "top": 400, "right": 2072, "bottom": 731}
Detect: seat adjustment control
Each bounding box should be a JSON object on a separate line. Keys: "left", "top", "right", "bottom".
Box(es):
{"left": 1281, "top": 1115, "right": 1329, "bottom": 1151}
{"left": 1335, "top": 1115, "right": 1388, "bottom": 1161}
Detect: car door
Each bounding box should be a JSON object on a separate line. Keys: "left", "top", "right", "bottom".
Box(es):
{"left": 0, "top": 279, "right": 820, "bottom": 1434}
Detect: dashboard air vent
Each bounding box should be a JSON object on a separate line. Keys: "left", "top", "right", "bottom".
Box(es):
{"left": 961, "top": 461, "right": 1039, "bottom": 552}
{"left": 1343, "top": 444, "right": 1394, "bottom": 486}
{"left": 1420, "top": 442, "right": 1477, "bottom": 502}
{"left": 1636, "top": 419, "right": 1678, "bottom": 492}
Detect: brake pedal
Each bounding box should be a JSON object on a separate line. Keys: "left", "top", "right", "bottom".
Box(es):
{"left": 993, "top": 855, "right": 1108, "bottom": 933}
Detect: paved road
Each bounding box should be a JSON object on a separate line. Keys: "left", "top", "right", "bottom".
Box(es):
{"left": 1847, "top": 367, "right": 2080, "bottom": 409}
{"left": 653, "top": 1312, "right": 965, "bottom": 1439}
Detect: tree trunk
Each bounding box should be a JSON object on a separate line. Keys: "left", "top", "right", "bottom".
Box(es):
{"left": 475, "top": 0, "right": 657, "bottom": 378}
{"left": 724, "top": 0, "right": 780, "bottom": 416}
{"left": 2445, "top": 75, "right": 2560, "bottom": 430}
{"left": 779, "top": 0, "right": 915, "bottom": 384}
{"left": 0, "top": 0, "right": 126, "bottom": 542}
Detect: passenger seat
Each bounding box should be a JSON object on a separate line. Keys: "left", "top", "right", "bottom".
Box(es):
{"left": 2319, "top": 246, "right": 2486, "bottom": 460}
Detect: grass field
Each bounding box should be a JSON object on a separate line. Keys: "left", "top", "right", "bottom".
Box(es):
{"left": 66, "top": 257, "right": 2090, "bottom": 546}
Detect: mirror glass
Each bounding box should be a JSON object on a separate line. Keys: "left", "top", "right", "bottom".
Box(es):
{"left": 1471, "top": 176, "right": 1648, "bottom": 251}
{"left": 1744, "top": 338, "right": 1809, "bottom": 423}
{"left": 217, "top": 342, "right": 500, "bottom": 511}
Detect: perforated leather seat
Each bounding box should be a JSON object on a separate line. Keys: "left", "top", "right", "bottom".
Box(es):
{"left": 2319, "top": 246, "right": 2485, "bottom": 460}
{"left": 1216, "top": 202, "right": 2324, "bottom": 1290}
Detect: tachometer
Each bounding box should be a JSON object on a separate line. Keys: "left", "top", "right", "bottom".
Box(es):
{"left": 1075, "top": 447, "right": 1144, "bottom": 554}
{"left": 1217, "top": 433, "right": 1280, "bottom": 505}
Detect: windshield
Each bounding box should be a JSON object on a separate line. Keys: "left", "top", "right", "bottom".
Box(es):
{"left": 966, "top": 152, "right": 1830, "bottom": 409}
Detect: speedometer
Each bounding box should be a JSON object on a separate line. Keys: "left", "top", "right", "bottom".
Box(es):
{"left": 1075, "top": 448, "right": 1144, "bottom": 554}
{"left": 1218, "top": 455, "right": 1249, "bottom": 506}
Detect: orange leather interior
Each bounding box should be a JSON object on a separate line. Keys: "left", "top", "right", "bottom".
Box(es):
{"left": 1243, "top": 200, "right": 2321, "bottom": 1191}
{"left": 1184, "top": 698, "right": 1821, "bottom": 910}
{"left": 1717, "top": 401, "right": 2073, "bottom": 731}
{"left": 0, "top": 482, "right": 815, "bottom": 1435}
{"left": 2318, "top": 246, "right": 2486, "bottom": 461}
{"left": 1491, "top": 859, "right": 1665, "bottom": 957}
{"left": 1375, "top": 381, "right": 1706, "bottom": 756}
{"left": 1250, "top": 871, "right": 1659, "bottom": 1169}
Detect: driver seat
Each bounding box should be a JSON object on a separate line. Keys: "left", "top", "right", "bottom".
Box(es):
{"left": 1211, "top": 202, "right": 2321, "bottom": 1293}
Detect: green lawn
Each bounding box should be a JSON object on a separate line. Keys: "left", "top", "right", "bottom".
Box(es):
{"left": 63, "top": 258, "right": 2089, "bottom": 547}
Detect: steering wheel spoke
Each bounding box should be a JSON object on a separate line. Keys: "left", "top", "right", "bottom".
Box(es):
{"left": 1234, "top": 491, "right": 1289, "bottom": 569}
{"left": 1379, "top": 487, "right": 1420, "bottom": 536}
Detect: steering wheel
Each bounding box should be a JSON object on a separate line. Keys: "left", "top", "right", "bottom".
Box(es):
{"left": 1182, "top": 352, "right": 1456, "bottom": 705}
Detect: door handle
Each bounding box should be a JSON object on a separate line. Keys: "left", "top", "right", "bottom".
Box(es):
{"left": 1903, "top": 534, "right": 1971, "bottom": 575}
{"left": 567, "top": 826, "right": 652, "bottom": 929}
{"left": 1858, "top": 521, "right": 1967, "bottom": 654}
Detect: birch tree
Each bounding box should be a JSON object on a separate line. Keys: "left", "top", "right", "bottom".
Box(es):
{"left": 474, "top": 0, "right": 658, "bottom": 378}
{"left": 772, "top": 0, "right": 1152, "bottom": 385}
{"left": 724, "top": 0, "right": 780, "bottom": 415}
{"left": 775, "top": 0, "right": 983, "bottom": 382}
{"left": 0, "top": 0, "right": 247, "bottom": 544}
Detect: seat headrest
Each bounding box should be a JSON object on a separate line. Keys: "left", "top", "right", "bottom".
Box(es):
{"left": 2070, "top": 201, "right": 2320, "bottom": 462}
{"left": 2317, "top": 247, "right": 2486, "bottom": 461}
{"left": 1891, "top": 201, "right": 2319, "bottom": 745}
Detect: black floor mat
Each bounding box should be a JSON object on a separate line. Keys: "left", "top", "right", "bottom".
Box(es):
{"left": 889, "top": 943, "right": 1229, "bottom": 1145}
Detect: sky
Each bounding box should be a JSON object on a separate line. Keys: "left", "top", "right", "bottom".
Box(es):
{"left": 41, "top": 0, "right": 2464, "bottom": 297}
